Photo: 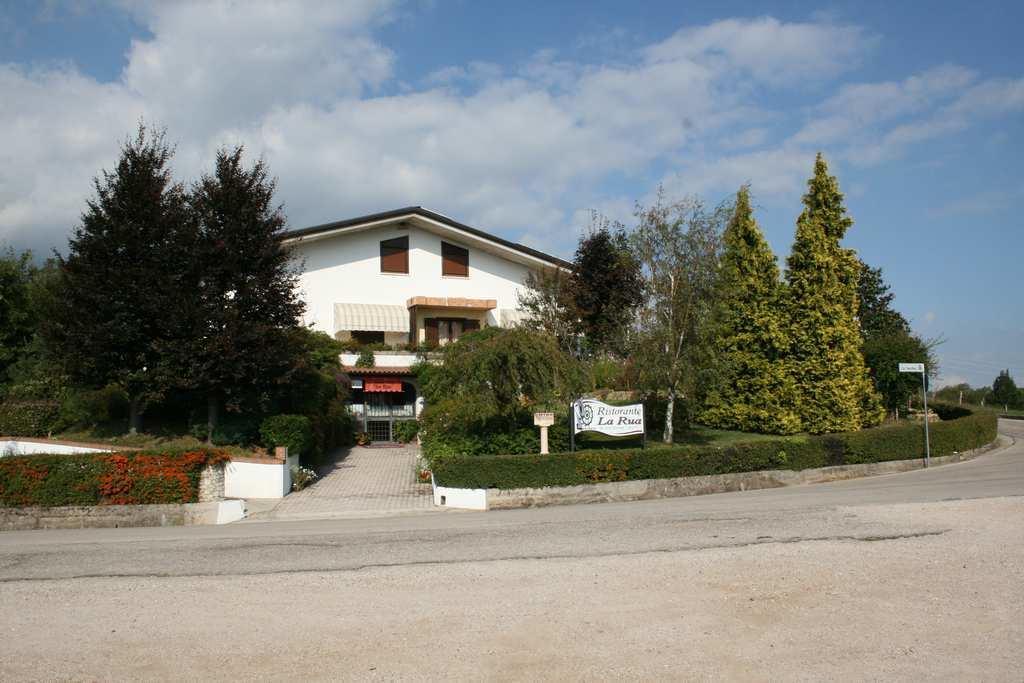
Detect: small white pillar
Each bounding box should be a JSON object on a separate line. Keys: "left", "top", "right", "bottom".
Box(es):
{"left": 534, "top": 412, "right": 555, "bottom": 455}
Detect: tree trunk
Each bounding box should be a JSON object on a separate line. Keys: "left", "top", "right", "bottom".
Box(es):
{"left": 206, "top": 395, "right": 220, "bottom": 444}
{"left": 663, "top": 387, "right": 675, "bottom": 444}
{"left": 128, "top": 395, "right": 143, "bottom": 435}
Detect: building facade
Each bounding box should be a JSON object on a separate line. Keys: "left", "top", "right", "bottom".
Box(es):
{"left": 282, "top": 207, "right": 568, "bottom": 442}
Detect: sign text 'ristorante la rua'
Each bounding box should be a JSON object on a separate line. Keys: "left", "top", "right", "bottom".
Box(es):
{"left": 572, "top": 398, "right": 645, "bottom": 437}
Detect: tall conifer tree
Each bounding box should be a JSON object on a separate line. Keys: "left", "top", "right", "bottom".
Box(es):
{"left": 40, "top": 125, "right": 190, "bottom": 433}
{"left": 180, "top": 146, "right": 305, "bottom": 436}
{"left": 785, "top": 154, "right": 883, "bottom": 433}
{"left": 700, "top": 187, "right": 799, "bottom": 434}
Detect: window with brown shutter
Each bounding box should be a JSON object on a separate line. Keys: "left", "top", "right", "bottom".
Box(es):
{"left": 380, "top": 236, "right": 409, "bottom": 274}
{"left": 441, "top": 241, "right": 469, "bottom": 277}
{"left": 424, "top": 318, "right": 439, "bottom": 345}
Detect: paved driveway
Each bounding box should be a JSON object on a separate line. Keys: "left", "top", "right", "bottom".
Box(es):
{"left": 251, "top": 443, "right": 435, "bottom": 520}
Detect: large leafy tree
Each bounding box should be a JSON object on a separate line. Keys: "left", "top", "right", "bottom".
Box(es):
{"left": 856, "top": 259, "right": 937, "bottom": 415}
{"left": 417, "top": 326, "right": 581, "bottom": 432}
{"left": 700, "top": 187, "right": 799, "bottom": 434}
{"left": 519, "top": 214, "right": 643, "bottom": 357}
{"left": 39, "top": 125, "right": 191, "bottom": 432}
{"left": 0, "top": 248, "right": 36, "bottom": 387}
{"left": 785, "top": 154, "right": 883, "bottom": 433}
{"left": 176, "top": 146, "right": 305, "bottom": 436}
{"left": 631, "top": 193, "right": 729, "bottom": 443}
{"left": 518, "top": 267, "right": 578, "bottom": 354}
{"left": 569, "top": 217, "right": 644, "bottom": 356}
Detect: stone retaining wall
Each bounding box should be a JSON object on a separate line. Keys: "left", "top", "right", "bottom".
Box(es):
{"left": 198, "top": 463, "right": 225, "bottom": 502}
{"left": 0, "top": 499, "right": 245, "bottom": 531}
{"left": 484, "top": 437, "right": 1006, "bottom": 510}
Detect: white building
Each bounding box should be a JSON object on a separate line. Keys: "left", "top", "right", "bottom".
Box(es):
{"left": 282, "top": 206, "right": 568, "bottom": 442}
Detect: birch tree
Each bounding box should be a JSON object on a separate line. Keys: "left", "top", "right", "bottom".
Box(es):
{"left": 631, "top": 192, "right": 729, "bottom": 443}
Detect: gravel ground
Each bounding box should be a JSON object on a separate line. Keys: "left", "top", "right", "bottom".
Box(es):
{"left": 1, "top": 496, "right": 1022, "bottom": 681}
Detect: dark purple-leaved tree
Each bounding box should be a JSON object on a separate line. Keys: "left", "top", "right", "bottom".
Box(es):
{"left": 40, "top": 124, "right": 191, "bottom": 433}
{"left": 180, "top": 146, "right": 305, "bottom": 438}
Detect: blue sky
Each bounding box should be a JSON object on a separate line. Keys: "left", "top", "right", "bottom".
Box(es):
{"left": 1, "top": 1, "right": 1021, "bottom": 388}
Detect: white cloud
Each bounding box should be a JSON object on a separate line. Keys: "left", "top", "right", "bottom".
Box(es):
{"left": 644, "top": 16, "right": 873, "bottom": 85}
{"left": 0, "top": 5, "right": 1020, "bottom": 261}
{"left": 656, "top": 146, "right": 816, "bottom": 202}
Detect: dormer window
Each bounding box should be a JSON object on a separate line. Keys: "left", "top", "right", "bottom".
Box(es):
{"left": 442, "top": 241, "right": 469, "bottom": 277}
{"left": 380, "top": 236, "right": 409, "bottom": 274}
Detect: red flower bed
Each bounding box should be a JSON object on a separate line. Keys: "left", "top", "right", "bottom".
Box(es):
{"left": 0, "top": 448, "right": 231, "bottom": 507}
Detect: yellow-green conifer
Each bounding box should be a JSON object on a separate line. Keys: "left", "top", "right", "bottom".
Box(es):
{"left": 701, "top": 187, "right": 800, "bottom": 434}
{"left": 785, "top": 154, "right": 884, "bottom": 433}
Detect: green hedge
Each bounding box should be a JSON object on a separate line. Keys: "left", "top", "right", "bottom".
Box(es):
{"left": 0, "top": 448, "right": 230, "bottom": 507}
{"left": 0, "top": 401, "right": 61, "bottom": 436}
{"left": 260, "top": 414, "right": 313, "bottom": 457}
{"left": 431, "top": 410, "right": 997, "bottom": 489}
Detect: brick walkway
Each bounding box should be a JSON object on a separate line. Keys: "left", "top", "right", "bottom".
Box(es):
{"left": 252, "top": 444, "right": 436, "bottom": 521}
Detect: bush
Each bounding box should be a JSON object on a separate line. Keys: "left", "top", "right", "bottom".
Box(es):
{"left": 211, "top": 414, "right": 261, "bottom": 447}
{"left": 420, "top": 408, "right": 570, "bottom": 460}
{"left": 0, "top": 448, "right": 230, "bottom": 507}
{"left": 431, "top": 410, "right": 997, "bottom": 489}
{"left": 58, "top": 385, "right": 129, "bottom": 429}
{"left": 307, "top": 401, "right": 356, "bottom": 467}
{"left": 290, "top": 464, "right": 318, "bottom": 491}
{"left": 260, "top": 414, "right": 313, "bottom": 457}
{"left": 354, "top": 349, "right": 376, "bottom": 368}
{"left": 392, "top": 419, "right": 420, "bottom": 443}
{"left": 0, "top": 401, "right": 61, "bottom": 436}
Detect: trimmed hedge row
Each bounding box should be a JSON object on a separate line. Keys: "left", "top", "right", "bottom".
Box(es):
{"left": 0, "top": 401, "right": 61, "bottom": 437}
{"left": 431, "top": 409, "right": 997, "bottom": 490}
{"left": 0, "top": 448, "right": 230, "bottom": 507}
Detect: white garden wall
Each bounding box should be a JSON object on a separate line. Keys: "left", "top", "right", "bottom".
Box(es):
{"left": 1, "top": 439, "right": 110, "bottom": 456}
{"left": 224, "top": 459, "right": 292, "bottom": 499}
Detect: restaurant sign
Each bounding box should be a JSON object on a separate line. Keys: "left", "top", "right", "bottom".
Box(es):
{"left": 572, "top": 398, "right": 645, "bottom": 437}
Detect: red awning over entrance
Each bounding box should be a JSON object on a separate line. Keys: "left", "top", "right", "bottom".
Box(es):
{"left": 364, "top": 379, "right": 403, "bottom": 393}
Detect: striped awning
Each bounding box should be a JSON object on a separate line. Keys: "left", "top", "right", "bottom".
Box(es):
{"left": 334, "top": 303, "right": 408, "bottom": 333}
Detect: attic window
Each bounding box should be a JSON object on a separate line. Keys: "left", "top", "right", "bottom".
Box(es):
{"left": 442, "top": 241, "right": 469, "bottom": 277}
{"left": 380, "top": 236, "right": 409, "bottom": 274}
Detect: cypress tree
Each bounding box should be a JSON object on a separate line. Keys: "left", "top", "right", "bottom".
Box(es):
{"left": 700, "top": 187, "right": 799, "bottom": 434}
{"left": 785, "top": 154, "right": 883, "bottom": 433}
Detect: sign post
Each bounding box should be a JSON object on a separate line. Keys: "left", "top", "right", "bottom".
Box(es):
{"left": 899, "top": 362, "right": 930, "bottom": 467}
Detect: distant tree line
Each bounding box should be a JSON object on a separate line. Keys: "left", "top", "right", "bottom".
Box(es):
{"left": 936, "top": 370, "right": 1023, "bottom": 411}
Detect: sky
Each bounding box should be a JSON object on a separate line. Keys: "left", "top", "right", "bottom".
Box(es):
{"left": 1, "top": 0, "right": 1021, "bottom": 388}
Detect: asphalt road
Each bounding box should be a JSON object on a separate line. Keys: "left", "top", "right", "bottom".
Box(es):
{"left": 1, "top": 419, "right": 1021, "bottom": 680}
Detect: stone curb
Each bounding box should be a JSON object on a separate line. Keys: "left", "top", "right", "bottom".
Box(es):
{"left": 482, "top": 437, "right": 1007, "bottom": 511}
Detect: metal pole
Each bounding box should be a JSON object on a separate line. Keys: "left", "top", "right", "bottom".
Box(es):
{"left": 921, "top": 368, "right": 931, "bottom": 467}
{"left": 570, "top": 400, "right": 576, "bottom": 453}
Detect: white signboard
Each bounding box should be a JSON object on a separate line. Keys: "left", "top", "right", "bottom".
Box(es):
{"left": 899, "top": 363, "right": 925, "bottom": 373}
{"left": 573, "top": 398, "right": 645, "bottom": 436}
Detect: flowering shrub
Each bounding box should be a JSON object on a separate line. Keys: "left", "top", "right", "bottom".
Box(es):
{"left": 0, "top": 448, "right": 230, "bottom": 507}
{"left": 290, "top": 465, "right": 318, "bottom": 491}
